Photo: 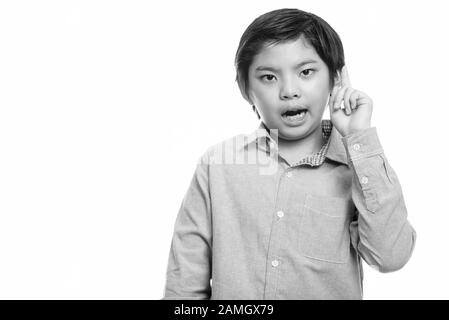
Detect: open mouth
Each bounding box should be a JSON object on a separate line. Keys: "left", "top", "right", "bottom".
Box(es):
{"left": 281, "top": 109, "right": 307, "bottom": 122}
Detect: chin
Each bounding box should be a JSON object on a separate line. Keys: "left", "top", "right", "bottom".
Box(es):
{"left": 281, "top": 121, "right": 321, "bottom": 141}
{"left": 281, "top": 134, "right": 307, "bottom": 141}
{"left": 264, "top": 116, "right": 319, "bottom": 139}
{"left": 278, "top": 127, "right": 309, "bottom": 141}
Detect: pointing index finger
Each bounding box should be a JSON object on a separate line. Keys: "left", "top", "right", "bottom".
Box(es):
{"left": 341, "top": 65, "right": 351, "bottom": 87}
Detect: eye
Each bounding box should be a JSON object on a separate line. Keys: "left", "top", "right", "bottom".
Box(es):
{"left": 301, "top": 68, "right": 315, "bottom": 77}
{"left": 260, "top": 74, "right": 276, "bottom": 82}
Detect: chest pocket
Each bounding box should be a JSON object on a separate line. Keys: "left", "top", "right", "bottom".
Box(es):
{"left": 298, "top": 193, "right": 353, "bottom": 264}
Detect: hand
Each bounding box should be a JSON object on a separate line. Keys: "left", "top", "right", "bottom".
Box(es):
{"left": 328, "top": 65, "right": 373, "bottom": 137}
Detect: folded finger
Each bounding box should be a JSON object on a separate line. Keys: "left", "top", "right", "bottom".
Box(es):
{"left": 350, "top": 91, "right": 358, "bottom": 109}
{"left": 344, "top": 87, "right": 355, "bottom": 113}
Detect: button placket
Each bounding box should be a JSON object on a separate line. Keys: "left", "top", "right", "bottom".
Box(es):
{"left": 264, "top": 165, "right": 293, "bottom": 299}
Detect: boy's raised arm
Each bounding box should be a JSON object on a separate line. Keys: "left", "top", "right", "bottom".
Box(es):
{"left": 162, "top": 152, "right": 213, "bottom": 299}
{"left": 342, "top": 127, "right": 417, "bottom": 273}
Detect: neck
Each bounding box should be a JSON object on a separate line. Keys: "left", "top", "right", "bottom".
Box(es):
{"left": 275, "top": 124, "right": 324, "bottom": 157}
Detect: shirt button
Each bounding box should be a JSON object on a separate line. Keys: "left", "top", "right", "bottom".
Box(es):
{"left": 353, "top": 143, "right": 361, "bottom": 151}
{"left": 286, "top": 171, "right": 293, "bottom": 178}
{"left": 361, "top": 176, "right": 369, "bottom": 184}
{"left": 271, "top": 260, "right": 279, "bottom": 267}
{"left": 276, "top": 210, "right": 284, "bottom": 218}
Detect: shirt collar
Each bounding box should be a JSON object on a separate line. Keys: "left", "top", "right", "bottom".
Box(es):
{"left": 243, "top": 119, "right": 348, "bottom": 166}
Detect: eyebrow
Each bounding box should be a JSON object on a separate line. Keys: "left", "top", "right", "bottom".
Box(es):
{"left": 255, "top": 59, "right": 319, "bottom": 72}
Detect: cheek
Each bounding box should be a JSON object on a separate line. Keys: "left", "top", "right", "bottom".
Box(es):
{"left": 252, "top": 85, "right": 276, "bottom": 103}
{"left": 307, "top": 79, "right": 331, "bottom": 103}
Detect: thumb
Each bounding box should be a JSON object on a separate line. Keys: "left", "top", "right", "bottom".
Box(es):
{"left": 329, "top": 99, "right": 346, "bottom": 126}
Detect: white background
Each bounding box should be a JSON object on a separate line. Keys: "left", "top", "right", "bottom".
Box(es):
{"left": 0, "top": 0, "right": 447, "bottom": 299}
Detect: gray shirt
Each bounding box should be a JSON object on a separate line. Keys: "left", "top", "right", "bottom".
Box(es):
{"left": 163, "top": 120, "right": 417, "bottom": 299}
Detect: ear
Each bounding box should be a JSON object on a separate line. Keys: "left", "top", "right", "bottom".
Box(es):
{"left": 237, "top": 80, "right": 254, "bottom": 105}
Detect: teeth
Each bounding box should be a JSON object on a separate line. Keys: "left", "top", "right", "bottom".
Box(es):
{"left": 284, "top": 110, "right": 306, "bottom": 121}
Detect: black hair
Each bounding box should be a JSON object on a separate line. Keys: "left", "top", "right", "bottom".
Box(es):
{"left": 234, "top": 8, "right": 345, "bottom": 119}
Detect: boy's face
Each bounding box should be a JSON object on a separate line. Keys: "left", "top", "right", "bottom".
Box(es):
{"left": 247, "top": 36, "right": 335, "bottom": 141}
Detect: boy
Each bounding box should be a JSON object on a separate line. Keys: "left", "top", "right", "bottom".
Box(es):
{"left": 162, "top": 8, "right": 416, "bottom": 300}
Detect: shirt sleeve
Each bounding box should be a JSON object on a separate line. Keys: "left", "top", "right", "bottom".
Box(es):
{"left": 342, "top": 127, "right": 417, "bottom": 273}
{"left": 162, "top": 152, "right": 212, "bottom": 299}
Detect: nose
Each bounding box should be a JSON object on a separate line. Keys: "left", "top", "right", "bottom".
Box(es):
{"left": 279, "top": 77, "right": 301, "bottom": 100}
